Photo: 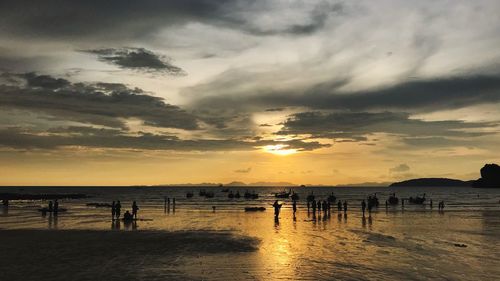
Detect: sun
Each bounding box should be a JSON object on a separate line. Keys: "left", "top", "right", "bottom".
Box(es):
{"left": 263, "top": 144, "right": 297, "bottom": 156}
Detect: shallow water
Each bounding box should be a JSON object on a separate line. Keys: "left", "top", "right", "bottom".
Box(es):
{"left": 1, "top": 186, "right": 500, "bottom": 280}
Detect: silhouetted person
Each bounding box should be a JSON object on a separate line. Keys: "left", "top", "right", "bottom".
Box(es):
{"left": 430, "top": 199, "right": 433, "bottom": 209}
{"left": 273, "top": 200, "right": 283, "bottom": 218}
{"left": 307, "top": 201, "right": 310, "bottom": 212}
{"left": 54, "top": 199, "right": 59, "bottom": 215}
{"left": 312, "top": 199, "right": 317, "bottom": 213}
{"left": 317, "top": 201, "right": 321, "bottom": 212}
{"left": 322, "top": 201, "right": 327, "bottom": 215}
{"left": 173, "top": 198, "right": 176, "bottom": 212}
{"left": 402, "top": 199, "right": 405, "bottom": 208}
{"left": 292, "top": 200, "right": 297, "bottom": 214}
{"left": 111, "top": 201, "right": 116, "bottom": 220}
{"left": 385, "top": 200, "right": 388, "bottom": 209}
{"left": 337, "top": 201, "right": 342, "bottom": 212}
{"left": 132, "top": 201, "right": 139, "bottom": 219}
{"left": 48, "top": 201, "right": 53, "bottom": 212}
{"left": 361, "top": 200, "right": 366, "bottom": 217}
{"left": 115, "top": 200, "right": 121, "bottom": 219}
{"left": 343, "top": 201, "right": 348, "bottom": 213}
{"left": 123, "top": 210, "right": 133, "bottom": 221}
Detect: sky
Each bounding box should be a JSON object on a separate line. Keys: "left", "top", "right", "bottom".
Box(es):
{"left": 1, "top": 0, "right": 499, "bottom": 186}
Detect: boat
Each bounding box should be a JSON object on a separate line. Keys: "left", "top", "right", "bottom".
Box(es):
{"left": 186, "top": 191, "right": 194, "bottom": 198}
{"left": 244, "top": 191, "right": 259, "bottom": 199}
{"left": 291, "top": 192, "right": 299, "bottom": 201}
{"left": 244, "top": 207, "right": 266, "bottom": 212}
{"left": 275, "top": 189, "right": 291, "bottom": 198}
{"left": 409, "top": 193, "right": 426, "bottom": 204}
{"left": 86, "top": 203, "right": 112, "bottom": 208}
{"left": 387, "top": 193, "right": 399, "bottom": 205}
{"left": 327, "top": 193, "right": 337, "bottom": 203}
{"left": 38, "top": 208, "right": 67, "bottom": 213}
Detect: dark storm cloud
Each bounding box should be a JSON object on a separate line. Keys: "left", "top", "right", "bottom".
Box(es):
{"left": 0, "top": 73, "right": 199, "bottom": 130}
{"left": 277, "top": 111, "right": 497, "bottom": 141}
{"left": 83, "top": 48, "right": 185, "bottom": 74}
{"left": 0, "top": 0, "right": 232, "bottom": 40}
{"left": 189, "top": 75, "right": 500, "bottom": 113}
{"left": 0, "top": 126, "right": 329, "bottom": 152}
{"left": 0, "top": 0, "right": 338, "bottom": 41}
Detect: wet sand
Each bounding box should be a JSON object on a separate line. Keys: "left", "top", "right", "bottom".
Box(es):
{"left": 0, "top": 230, "right": 259, "bottom": 281}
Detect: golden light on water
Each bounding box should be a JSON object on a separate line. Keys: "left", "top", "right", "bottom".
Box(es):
{"left": 263, "top": 144, "right": 297, "bottom": 156}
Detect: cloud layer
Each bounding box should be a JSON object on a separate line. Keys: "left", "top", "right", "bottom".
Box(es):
{"left": 84, "top": 48, "right": 185, "bottom": 74}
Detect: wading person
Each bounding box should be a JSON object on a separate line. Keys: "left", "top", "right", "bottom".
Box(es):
{"left": 132, "top": 201, "right": 139, "bottom": 219}
{"left": 111, "top": 201, "right": 116, "bottom": 220}
{"left": 54, "top": 199, "right": 59, "bottom": 215}
{"left": 115, "top": 200, "right": 121, "bottom": 219}
{"left": 361, "top": 200, "right": 366, "bottom": 217}
{"left": 292, "top": 200, "right": 297, "bottom": 215}
{"left": 343, "top": 201, "right": 348, "bottom": 213}
{"left": 273, "top": 200, "right": 283, "bottom": 219}
{"left": 337, "top": 201, "right": 342, "bottom": 212}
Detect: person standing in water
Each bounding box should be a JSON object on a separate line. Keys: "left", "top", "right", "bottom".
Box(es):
{"left": 337, "top": 201, "right": 342, "bottom": 212}
{"left": 132, "top": 201, "right": 139, "bottom": 219}
{"left": 115, "top": 200, "right": 121, "bottom": 219}
{"left": 361, "top": 200, "right": 366, "bottom": 217}
{"left": 111, "top": 201, "right": 116, "bottom": 220}
{"left": 292, "top": 200, "right": 297, "bottom": 215}
{"left": 273, "top": 200, "right": 283, "bottom": 218}
{"left": 54, "top": 199, "right": 59, "bottom": 215}
{"left": 343, "top": 201, "right": 348, "bottom": 213}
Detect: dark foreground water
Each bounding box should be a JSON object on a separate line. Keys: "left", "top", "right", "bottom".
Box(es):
{"left": 1, "top": 186, "right": 499, "bottom": 280}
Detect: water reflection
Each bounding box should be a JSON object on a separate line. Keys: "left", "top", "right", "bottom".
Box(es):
{"left": 48, "top": 214, "right": 58, "bottom": 229}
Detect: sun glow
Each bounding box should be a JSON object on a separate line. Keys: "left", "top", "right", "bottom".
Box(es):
{"left": 263, "top": 144, "right": 297, "bottom": 156}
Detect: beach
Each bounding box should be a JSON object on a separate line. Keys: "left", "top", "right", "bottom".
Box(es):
{"left": 1, "top": 186, "right": 500, "bottom": 280}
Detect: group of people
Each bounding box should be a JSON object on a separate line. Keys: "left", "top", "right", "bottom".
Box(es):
{"left": 438, "top": 200, "right": 445, "bottom": 210}
{"left": 111, "top": 200, "right": 139, "bottom": 221}
{"left": 163, "top": 197, "right": 176, "bottom": 212}
{"left": 45, "top": 199, "right": 60, "bottom": 215}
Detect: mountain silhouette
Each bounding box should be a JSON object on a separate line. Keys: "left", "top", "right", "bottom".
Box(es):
{"left": 473, "top": 163, "right": 500, "bottom": 188}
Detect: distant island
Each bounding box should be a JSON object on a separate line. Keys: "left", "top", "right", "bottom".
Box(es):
{"left": 390, "top": 178, "right": 472, "bottom": 187}
{"left": 390, "top": 163, "right": 500, "bottom": 188}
